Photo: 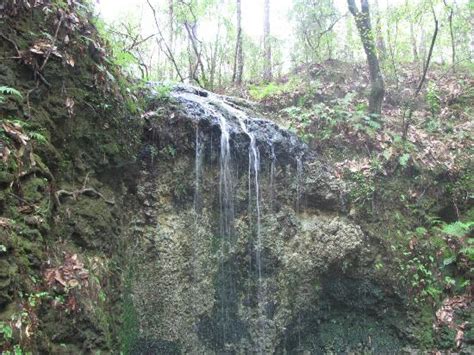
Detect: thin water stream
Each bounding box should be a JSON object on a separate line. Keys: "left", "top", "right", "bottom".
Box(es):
{"left": 171, "top": 85, "right": 305, "bottom": 352}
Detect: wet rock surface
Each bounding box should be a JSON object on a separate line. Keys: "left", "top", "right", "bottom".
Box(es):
{"left": 127, "top": 84, "right": 409, "bottom": 353}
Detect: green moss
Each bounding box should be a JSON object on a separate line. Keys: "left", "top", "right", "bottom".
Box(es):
{"left": 0, "top": 171, "right": 14, "bottom": 184}
{"left": 120, "top": 267, "right": 139, "bottom": 355}
{"left": 103, "top": 142, "right": 120, "bottom": 156}
{"left": 22, "top": 177, "right": 48, "bottom": 203}
{"left": 413, "top": 304, "right": 435, "bottom": 349}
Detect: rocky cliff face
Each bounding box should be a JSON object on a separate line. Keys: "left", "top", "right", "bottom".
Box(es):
{"left": 126, "top": 86, "right": 409, "bottom": 353}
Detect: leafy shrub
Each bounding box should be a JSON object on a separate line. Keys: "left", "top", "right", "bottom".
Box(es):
{"left": 249, "top": 79, "right": 300, "bottom": 100}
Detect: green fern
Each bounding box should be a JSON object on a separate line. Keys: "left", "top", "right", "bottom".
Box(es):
{"left": 29, "top": 131, "right": 48, "bottom": 144}
{"left": 399, "top": 153, "right": 411, "bottom": 167}
{"left": 441, "top": 221, "right": 473, "bottom": 238}
{"left": 0, "top": 86, "right": 23, "bottom": 103}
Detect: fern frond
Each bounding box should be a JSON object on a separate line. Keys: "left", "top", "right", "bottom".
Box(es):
{"left": 0, "top": 86, "right": 23, "bottom": 100}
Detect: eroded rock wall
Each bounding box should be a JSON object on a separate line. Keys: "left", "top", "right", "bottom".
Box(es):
{"left": 127, "top": 102, "right": 409, "bottom": 353}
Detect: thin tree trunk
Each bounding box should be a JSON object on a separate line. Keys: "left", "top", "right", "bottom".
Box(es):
{"left": 409, "top": 22, "right": 419, "bottom": 62}
{"left": 232, "top": 0, "right": 244, "bottom": 84}
{"left": 209, "top": 16, "right": 222, "bottom": 90}
{"left": 347, "top": 0, "right": 385, "bottom": 116}
{"left": 168, "top": 0, "right": 174, "bottom": 79}
{"left": 404, "top": 0, "right": 419, "bottom": 63}
{"left": 386, "top": 18, "right": 400, "bottom": 88}
{"left": 263, "top": 0, "right": 272, "bottom": 82}
{"left": 146, "top": 0, "right": 184, "bottom": 82}
{"left": 184, "top": 21, "right": 208, "bottom": 86}
{"left": 402, "top": 7, "right": 439, "bottom": 140}
{"left": 373, "top": 0, "right": 386, "bottom": 62}
{"left": 419, "top": 28, "right": 427, "bottom": 72}
{"left": 443, "top": 0, "right": 456, "bottom": 71}
{"left": 345, "top": 16, "right": 354, "bottom": 61}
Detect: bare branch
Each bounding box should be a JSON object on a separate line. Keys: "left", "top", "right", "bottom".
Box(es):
{"left": 146, "top": 0, "right": 184, "bottom": 82}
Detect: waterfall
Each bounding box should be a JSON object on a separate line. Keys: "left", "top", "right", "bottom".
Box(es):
{"left": 243, "top": 122, "right": 266, "bottom": 353}
{"left": 270, "top": 144, "right": 276, "bottom": 212}
{"left": 194, "top": 126, "right": 203, "bottom": 215}
{"left": 296, "top": 156, "right": 303, "bottom": 213}
{"left": 170, "top": 85, "right": 306, "bottom": 352}
{"left": 229, "top": 106, "right": 266, "bottom": 353}
{"left": 133, "top": 83, "right": 402, "bottom": 354}
{"left": 218, "top": 114, "right": 234, "bottom": 239}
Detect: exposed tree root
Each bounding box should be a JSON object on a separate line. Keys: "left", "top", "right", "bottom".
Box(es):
{"left": 55, "top": 188, "right": 115, "bottom": 206}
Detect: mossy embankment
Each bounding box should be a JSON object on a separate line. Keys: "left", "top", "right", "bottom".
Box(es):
{"left": 0, "top": 1, "right": 143, "bottom": 352}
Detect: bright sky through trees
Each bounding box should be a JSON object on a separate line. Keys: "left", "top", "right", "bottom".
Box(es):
{"left": 95, "top": 0, "right": 472, "bottom": 84}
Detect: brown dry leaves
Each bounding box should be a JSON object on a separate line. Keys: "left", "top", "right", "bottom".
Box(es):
{"left": 2, "top": 121, "right": 30, "bottom": 146}
{"left": 1, "top": 121, "right": 38, "bottom": 180}
{"left": 44, "top": 253, "right": 89, "bottom": 290}
{"left": 29, "top": 40, "right": 62, "bottom": 58}
{"left": 0, "top": 217, "right": 14, "bottom": 228}
{"left": 406, "top": 126, "right": 467, "bottom": 172}
{"left": 435, "top": 295, "right": 472, "bottom": 348}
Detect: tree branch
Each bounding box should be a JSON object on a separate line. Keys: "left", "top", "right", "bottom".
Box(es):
{"left": 415, "top": 6, "right": 438, "bottom": 95}
{"left": 146, "top": 0, "right": 184, "bottom": 82}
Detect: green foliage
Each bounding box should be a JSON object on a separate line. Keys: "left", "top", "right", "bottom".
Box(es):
{"left": 28, "top": 132, "right": 48, "bottom": 145}
{"left": 98, "top": 290, "right": 107, "bottom": 302}
{"left": 161, "top": 145, "right": 177, "bottom": 158}
{"left": 398, "top": 153, "right": 411, "bottom": 167}
{"left": 0, "top": 86, "right": 22, "bottom": 104}
{"left": 348, "top": 171, "right": 375, "bottom": 206}
{"left": 440, "top": 221, "right": 473, "bottom": 238}
{"left": 154, "top": 84, "right": 172, "bottom": 102}
{"left": 397, "top": 219, "right": 473, "bottom": 304}
{"left": 283, "top": 92, "right": 384, "bottom": 145}
{"left": 249, "top": 81, "right": 299, "bottom": 100}
{"left": 91, "top": 17, "right": 142, "bottom": 76}
{"left": 28, "top": 292, "right": 49, "bottom": 307}
{"left": 426, "top": 83, "right": 441, "bottom": 117}
{"left": 0, "top": 119, "right": 49, "bottom": 145}
{"left": 0, "top": 322, "right": 13, "bottom": 339}
{"left": 289, "top": 0, "right": 339, "bottom": 63}
{"left": 282, "top": 106, "right": 314, "bottom": 143}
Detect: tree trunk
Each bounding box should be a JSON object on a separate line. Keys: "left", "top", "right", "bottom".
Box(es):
{"left": 347, "top": 0, "right": 385, "bottom": 116}
{"left": 232, "top": 0, "right": 244, "bottom": 84}
{"left": 405, "top": 0, "right": 419, "bottom": 63}
{"left": 263, "top": 0, "right": 272, "bottom": 82}
{"left": 443, "top": 0, "right": 456, "bottom": 71}
{"left": 168, "top": 0, "right": 174, "bottom": 79}
{"left": 184, "top": 21, "right": 207, "bottom": 86}
{"left": 209, "top": 15, "right": 222, "bottom": 90}
{"left": 373, "top": 0, "right": 386, "bottom": 62}
{"left": 409, "top": 22, "right": 419, "bottom": 62}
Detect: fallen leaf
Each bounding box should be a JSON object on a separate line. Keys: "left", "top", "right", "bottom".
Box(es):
{"left": 0, "top": 217, "right": 14, "bottom": 228}
{"left": 2, "top": 122, "right": 30, "bottom": 145}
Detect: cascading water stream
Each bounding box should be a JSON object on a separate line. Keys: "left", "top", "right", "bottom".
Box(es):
{"left": 194, "top": 126, "right": 203, "bottom": 216}
{"left": 217, "top": 114, "right": 234, "bottom": 240}
{"left": 296, "top": 155, "right": 303, "bottom": 213}
{"left": 270, "top": 144, "right": 276, "bottom": 212}
{"left": 226, "top": 105, "right": 266, "bottom": 353}
{"left": 170, "top": 85, "right": 305, "bottom": 352}
{"left": 242, "top": 126, "right": 266, "bottom": 354}
{"left": 171, "top": 89, "right": 237, "bottom": 347}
